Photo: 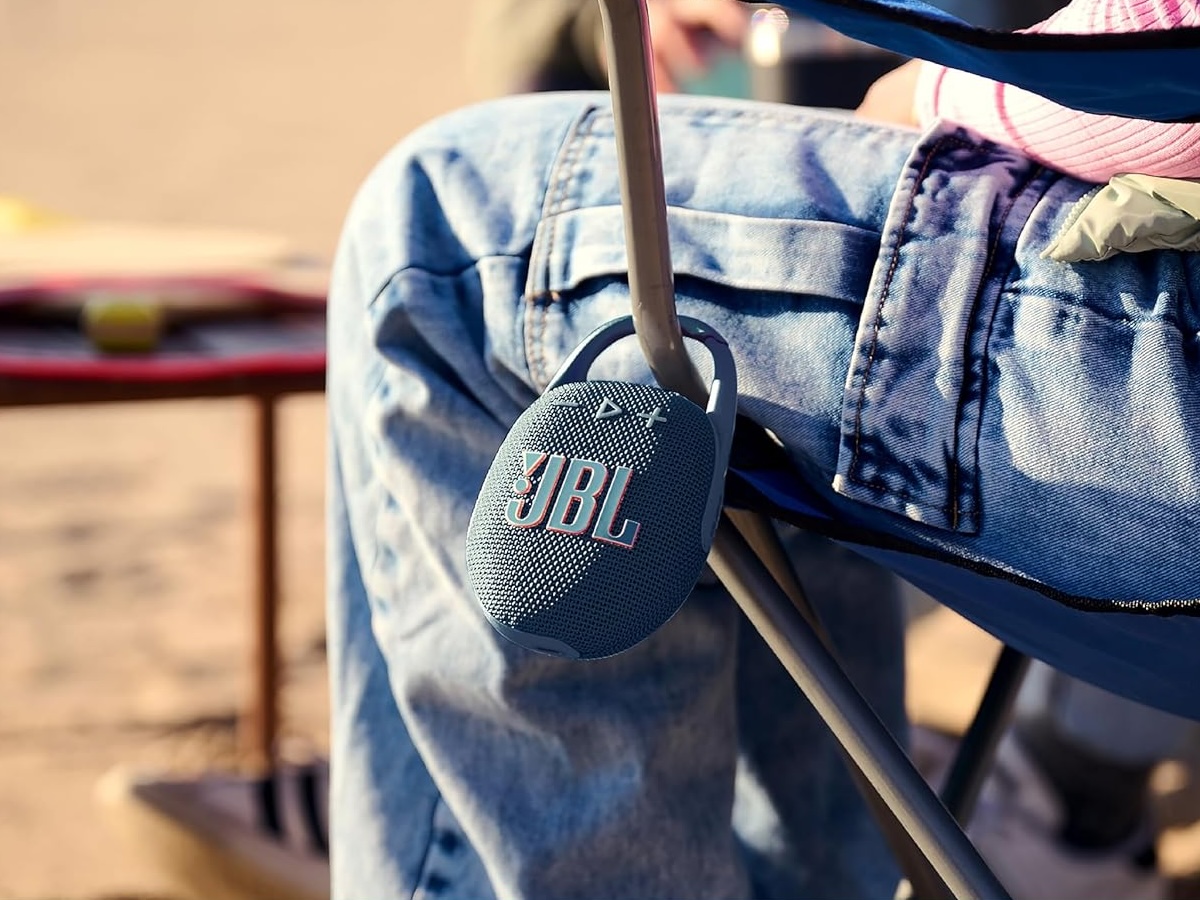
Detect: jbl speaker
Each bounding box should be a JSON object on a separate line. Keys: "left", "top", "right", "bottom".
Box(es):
{"left": 466, "top": 315, "right": 737, "bottom": 659}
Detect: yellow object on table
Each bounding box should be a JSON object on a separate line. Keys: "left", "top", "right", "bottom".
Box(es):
{"left": 81, "top": 294, "right": 165, "bottom": 354}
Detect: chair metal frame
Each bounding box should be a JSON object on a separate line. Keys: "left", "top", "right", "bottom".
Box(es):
{"left": 595, "top": 1, "right": 1032, "bottom": 896}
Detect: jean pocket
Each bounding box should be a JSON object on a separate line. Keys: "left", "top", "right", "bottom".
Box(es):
{"left": 523, "top": 202, "right": 880, "bottom": 392}
{"left": 832, "top": 125, "right": 1059, "bottom": 535}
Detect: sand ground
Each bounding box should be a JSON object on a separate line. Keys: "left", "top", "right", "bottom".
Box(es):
{"left": 1, "top": 3, "right": 1199, "bottom": 898}
{"left": 2, "top": 4, "right": 473, "bottom": 895}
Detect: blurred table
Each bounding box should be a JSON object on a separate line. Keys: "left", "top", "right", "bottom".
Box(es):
{"left": 0, "top": 273, "right": 326, "bottom": 775}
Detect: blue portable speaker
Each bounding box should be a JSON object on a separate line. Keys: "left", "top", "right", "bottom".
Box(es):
{"left": 466, "top": 316, "right": 738, "bottom": 659}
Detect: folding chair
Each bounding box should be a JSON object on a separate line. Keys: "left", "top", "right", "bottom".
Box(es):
{"left": 590, "top": 2, "right": 1200, "bottom": 897}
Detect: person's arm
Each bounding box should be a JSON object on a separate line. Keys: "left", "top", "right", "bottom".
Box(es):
{"left": 466, "top": 0, "right": 749, "bottom": 97}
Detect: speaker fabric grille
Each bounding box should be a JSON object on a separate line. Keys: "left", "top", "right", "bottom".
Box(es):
{"left": 467, "top": 380, "right": 719, "bottom": 659}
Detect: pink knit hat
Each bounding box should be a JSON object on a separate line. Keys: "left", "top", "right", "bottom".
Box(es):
{"left": 914, "top": 0, "right": 1200, "bottom": 182}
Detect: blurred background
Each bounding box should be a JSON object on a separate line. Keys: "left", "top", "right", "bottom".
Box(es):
{"left": 2, "top": 2, "right": 1199, "bottom": 899}
{"left": 0, "top": 3, "right": 478, "bottom": 896}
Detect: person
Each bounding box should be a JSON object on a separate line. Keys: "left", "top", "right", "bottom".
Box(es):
{"left": 464, "top": 0, "right": 753, "bottom": 95}
{"left": 461, "top": 0, "right": 1066, "bottom": 99}
{"left": 463, "top": 2, "right": 1197, "bottom": 898}
{"left": 325, "top": 0, "right": 1200, "bottom": 897}
{"left": 914, "top": 664, "right": 1193, "bottom": 900}
{"left": 973, "top": 664, "right": 1192, "bottom": 900}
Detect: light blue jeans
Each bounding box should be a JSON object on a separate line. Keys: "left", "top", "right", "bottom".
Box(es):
{"left": 326, "top": 93, "right": 1200, "bottom": 898}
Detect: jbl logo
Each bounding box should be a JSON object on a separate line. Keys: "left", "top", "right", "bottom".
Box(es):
{"left": 505, "top": 452, "right": 641, "bottom": 549}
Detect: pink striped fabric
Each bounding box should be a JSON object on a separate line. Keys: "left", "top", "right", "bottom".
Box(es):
{"left": 913, "top": 0, "right": 1200, "bottom": 182}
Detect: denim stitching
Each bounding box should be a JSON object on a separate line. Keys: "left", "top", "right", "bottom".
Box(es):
{"left": 528, "top": 104, "right": 893, "bottom": 390}
{"left": 951, "top": 165, "right": 1046, "bottom": 529}
{"left": 541, "top": 110, "right": 600, "bottom": 386}
{"left": 846, "top": 138, "right": 1040, "bottom": 529}
{"left": 526, "top": 105, "right": 594, "bottom": 385}
{"left": 527, "top": 106, "right": 600, "bottom": 388}
{"left": 1008, "top": 287, "right": 1196, "bottom": 332}
{"left": 848, "top": 135, "right": 970, "bottom": 518}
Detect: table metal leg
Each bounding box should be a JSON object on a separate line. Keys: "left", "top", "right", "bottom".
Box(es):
{"left": 243, "top": 392, "right": 280, "bottom": 777}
